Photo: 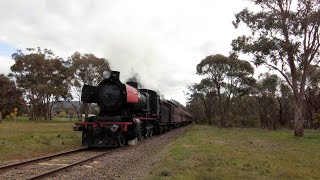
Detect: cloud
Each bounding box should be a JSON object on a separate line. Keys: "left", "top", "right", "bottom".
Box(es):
{"left": 0, "top": 55, "right": 14, "bottom": 75}
{"left": 0, "top": 0, "right": 253, "bottom": 104}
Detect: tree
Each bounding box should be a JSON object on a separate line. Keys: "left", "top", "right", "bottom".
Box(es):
{"left": 68, "top": 52, "right": 111, "bottom": 119}
{"left": 256, "top": 74, "right": 280, "bottom": 129}
{"left": 187, "top": 79, "right": 216, "bottom": 124}
{"left": 10, "top": 48, "right": 71, "bottom": 120}
{"left": 0, "top": 74, "right": 24, "bottom": 118}
{"left": 186, "top": 93, "right": 207, "bottom": 124}
{"left": 196, "top": 54, "right": 255, "bottom": 127}
{"left": 232, "top": 0, "right": 320, "bottom": 136}
{"left": 304, "top": 65, "right": 320, "bottom": 128}
{"left": 278, "top": 83, "right": 294, "bottom": 128}
{"left": 231, "top": 95, "right": 260, "bottom": 127}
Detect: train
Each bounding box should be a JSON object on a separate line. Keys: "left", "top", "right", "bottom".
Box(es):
{"left": 73, "top": 70, "right": 193, "bottom": 148}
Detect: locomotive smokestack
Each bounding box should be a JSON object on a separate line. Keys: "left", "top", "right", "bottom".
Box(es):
{"left": 127, "top": 81, "right": 138, "bottom": 89}
{"left": 112, "top": 71, "right": 120, "bottom": 80}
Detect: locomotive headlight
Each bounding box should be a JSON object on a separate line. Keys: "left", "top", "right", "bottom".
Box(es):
{"left": 110, "top": 125, "right": 119, "bottom": 132}
{"left": 102, "top": 70, "right": 111, "bottom": 79}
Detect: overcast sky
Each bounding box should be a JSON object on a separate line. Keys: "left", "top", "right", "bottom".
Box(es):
{"left": 0, "top": 0, "right": 255, "bottom": 105}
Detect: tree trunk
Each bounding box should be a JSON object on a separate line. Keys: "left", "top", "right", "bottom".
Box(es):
{"left": 208, "top": 103, "right": 212, "bottom": 125}
{"left": 258, "top": 98, "right": 264, "bottom": 129}
{"left": 277, "top": 98, "right": 285, "bottom": 126}
{"left": 200, "top": 95, "right": 210, "bottom": 124}
{"left": 49, "top": 103, "right": 55, "bottom": 120}
{"left": 294, "top": 97, "right": 304, "bottom": 136}
{"left": 218, "top": 93, "right": 225, "bottom": 127}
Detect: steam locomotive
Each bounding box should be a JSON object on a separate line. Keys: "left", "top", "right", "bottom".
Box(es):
{"left": 74, "top": 70, "right": 192, "bottom": 147}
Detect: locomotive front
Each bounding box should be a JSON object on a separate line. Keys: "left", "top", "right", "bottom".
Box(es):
{"left": 81, "top": 71, "right": 148, "bottom": 115}
{"left": 74, "top": 70, "right": 160, "bottom": 147}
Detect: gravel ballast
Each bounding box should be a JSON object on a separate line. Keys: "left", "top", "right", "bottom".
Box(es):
{"left": 46, "top": 126, "right": 191, "bottom": 180}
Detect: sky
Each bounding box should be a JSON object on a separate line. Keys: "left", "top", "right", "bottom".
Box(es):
{"left": 0, "top": 0, "right": 256, "bottom": 105}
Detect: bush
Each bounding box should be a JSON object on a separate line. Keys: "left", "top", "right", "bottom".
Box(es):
{"left": 231, "top": 115, "right": 259, "bottom": 127}
{"left": 5, "top": 113, "right": 16, "bottom": 121}
{"left": 159, "top": 169, "right": 171, "bottom": 177}
{"left": 57, "top": 111, "right": 67, "bottom": 118}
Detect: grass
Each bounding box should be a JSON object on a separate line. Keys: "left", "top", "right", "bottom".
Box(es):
{"left": 0, "top": 120, "right": 82, "bottom": 162}
{"left": 147, "top": 125, "right": 320, "bottom": 179}
{"left": 13, "top": 116, "right": 80, "bottom": 123}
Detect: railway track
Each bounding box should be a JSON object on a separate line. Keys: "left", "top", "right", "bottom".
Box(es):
{"left": 0, "top": 147, "right": 87, "bottom": 171}
{"left": 0, "top": 147, "right": 119, "bottom": 180}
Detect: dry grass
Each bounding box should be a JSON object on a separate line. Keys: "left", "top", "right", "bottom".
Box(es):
{"left": 147, "top": 125, "right": 320, "bottom": 179}
{"left": 0, "top": 121, "right": 81, "bottom": 162}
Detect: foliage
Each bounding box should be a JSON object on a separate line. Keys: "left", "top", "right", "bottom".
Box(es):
{"left": 194, "top": 54, "right": 255, "bottom": 126}
{"left": 187, "top": 80, "right": 217, "bottom": 124}
{"left": 305, "top": 65, "right": 320, "bottom": 128}
{"left": 231, "top": 0, "right": 320, "bottom": 136}
{"left": 67, "top": 108, "right": 77, "bottom": 117}
{"left": 68, "top": 52, "right": 111, "bottom": 119}
{"left": 0, "top": 74, "right": 24, "bottom": 118}
{"left": 188, "top": 69, "right": 298, "bottom": 129}
{"left": 5, "top": 113, "right": 16, "bottom": 121}
{"left": 9, "top": 48, "right": 71, "bottom": 120}
{"left": 68, "top": 52, "right": 111, "bottom": 87}
{"left": 57, "top": 110, "right": 67, "bottom": 118}
{"left": 5, "top": 48, "right": 111, "bottom": 121}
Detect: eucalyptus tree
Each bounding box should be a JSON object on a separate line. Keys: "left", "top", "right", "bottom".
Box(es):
{"left": 256, "top": 74, "right": 280, "bottom": 129}
{"left": 278, "top": 83, "right": 294, "bottom": 128}
{"left": 186, "top": 94, "right": 206, "bottom": 124}
{"left": 188, "top": 79, "right": 216, "bottom": 124}
{"left": 196, "top": 54, "right": 255, "bottom": 127}
{"left": 0, "top": 74, "right": 24, "bottom": 118}
{"left": 304, "top": 65, "right": 320, "bottom": 128}
{"left": 68, "top": 52, "right": 111, "bottom": 119}
{"left": 10, "top": 48, "right": 70, "bottom": 120}
{"left": 232, "top": 0, "right": 320, "bottom": 136}
{"left": 69, "top": 52, "right": 111, "bottom": 88}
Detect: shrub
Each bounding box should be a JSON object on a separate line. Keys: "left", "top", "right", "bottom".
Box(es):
{"left": 57, "top": 111, "right": 67, "bottom": 118}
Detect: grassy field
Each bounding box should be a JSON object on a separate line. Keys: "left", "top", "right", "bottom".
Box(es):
{"left": 0, "top": 120, "right": 82, "bottom": 162}
{"left": 147, "top": 125, "right": 320, "bottom": 179}
{"left": 13, "top": 116, "right": 80, "bottom": 123}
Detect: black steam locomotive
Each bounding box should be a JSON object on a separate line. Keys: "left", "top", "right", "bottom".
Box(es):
{"left": 74, "top": 70, "right": 192, "bottom": 147}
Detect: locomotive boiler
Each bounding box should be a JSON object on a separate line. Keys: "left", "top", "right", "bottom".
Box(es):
{"left": 74, "top": 70, "right": 192, "bottom": 148}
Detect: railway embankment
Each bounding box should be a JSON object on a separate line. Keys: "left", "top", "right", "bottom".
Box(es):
{"left": 146, "top": 125, "right": 320, "bottom": 179}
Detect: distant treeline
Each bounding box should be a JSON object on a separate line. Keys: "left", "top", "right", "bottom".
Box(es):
{"left": 186, "top": 54, "right": 320, "bottom": 130}
{"left": 187, "top": 0, "right": 320, "bottom": 138}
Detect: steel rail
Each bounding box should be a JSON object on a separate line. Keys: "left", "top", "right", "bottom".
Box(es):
{"left": 0, "top": 147, "right": 88, "bottom": 171}
{"left": 27, "top": 148, "right": 121, "bottom": 180}
{"left": 27, "top": 125, "right": 189, "bottom": 179}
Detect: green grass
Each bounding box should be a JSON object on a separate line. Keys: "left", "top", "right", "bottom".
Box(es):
{"left": 12, "top": 116, "right": 80, "bottom": 123}
{"left": 0, "top": 121, "right": 81, "bottom": 162}
{"left": 147, "top": 125, "right": 320, "bottom": 179}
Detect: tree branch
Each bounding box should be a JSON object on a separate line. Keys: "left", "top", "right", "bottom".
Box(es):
{"left": 266, "top": 63, "right": 294, "bottom": 90}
